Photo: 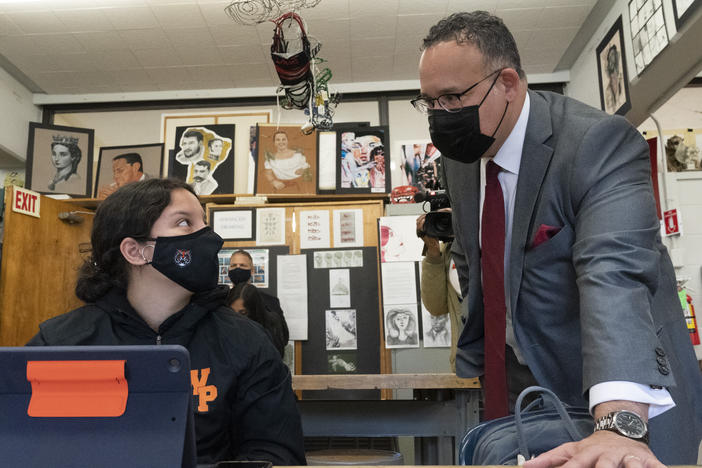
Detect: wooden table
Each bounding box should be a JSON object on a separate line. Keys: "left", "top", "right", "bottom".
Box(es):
{"left": 291, "top": 373, "right": 481, "bottom": 465}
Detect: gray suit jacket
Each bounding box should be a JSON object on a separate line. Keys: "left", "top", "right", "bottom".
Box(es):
{"left": 444, "top": 90, "right": 702, "bottom": 463}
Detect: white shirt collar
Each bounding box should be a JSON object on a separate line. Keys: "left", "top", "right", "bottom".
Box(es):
{"left": 492, "top": 92, "right": 530, "bottom": 175}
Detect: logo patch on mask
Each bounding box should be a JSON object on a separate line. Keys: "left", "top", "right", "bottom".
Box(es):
{"left": 174, "top": 249, "right": 191, "bottom": 267}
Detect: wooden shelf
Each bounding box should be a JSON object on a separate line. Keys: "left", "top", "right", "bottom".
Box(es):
{"left": 63, "top": 192, "right": 389, "bottom": 209}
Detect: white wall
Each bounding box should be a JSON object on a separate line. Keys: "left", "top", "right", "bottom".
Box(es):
{"left": 0, "top": 67, "right": 41, "bottom": 163}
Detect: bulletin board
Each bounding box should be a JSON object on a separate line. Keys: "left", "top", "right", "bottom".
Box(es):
{"left": 300, "top": 246, "right": 381, "bottom": 400}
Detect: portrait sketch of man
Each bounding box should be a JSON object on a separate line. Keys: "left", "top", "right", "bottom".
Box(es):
{"left": 95, "top": 144, "right": 163, "bottom": 199}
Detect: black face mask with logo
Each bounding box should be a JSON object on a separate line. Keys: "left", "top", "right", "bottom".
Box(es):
{"left": 428, "top": 73, "right": 508, "bottom": 164}
{"left": 143, "top": 226, "right": 223, "bottom": 293}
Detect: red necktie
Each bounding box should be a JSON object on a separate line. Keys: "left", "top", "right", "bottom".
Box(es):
{"left": 481, "top": 160, "right": 508, "bottom": 419}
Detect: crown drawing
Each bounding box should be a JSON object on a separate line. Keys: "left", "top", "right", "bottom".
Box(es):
{"left": 52, "top": 134, "right": 79, "bottom": 145}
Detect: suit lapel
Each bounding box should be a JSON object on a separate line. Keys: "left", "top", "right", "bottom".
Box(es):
{"left": 508, "top": 91, "right": 554, "bottom": 313}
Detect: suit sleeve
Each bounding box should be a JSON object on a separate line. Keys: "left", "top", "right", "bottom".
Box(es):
{"left": 570, "top": 115, "right": 673, "bottom": 389}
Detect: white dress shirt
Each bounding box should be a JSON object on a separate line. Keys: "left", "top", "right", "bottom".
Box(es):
{"left": 478, "top": 93, "right": 674, "bottom": 417}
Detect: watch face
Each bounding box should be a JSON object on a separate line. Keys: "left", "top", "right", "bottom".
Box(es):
{"left": 614, "top": 411, "right": 646, "bottom": 438}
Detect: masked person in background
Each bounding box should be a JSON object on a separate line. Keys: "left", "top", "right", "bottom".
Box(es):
{"left": 417, "top": 209, "right": 462, "bottom": 370}
{"left": 27, "top": 179, "right": 305, "bottom": 466}
{"left": 228, "top": 250, "right": 290, "bottom": 354}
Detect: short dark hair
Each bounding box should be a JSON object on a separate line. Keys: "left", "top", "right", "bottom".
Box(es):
{"left": 183, "top": 129, "right": 203, "bottom": 142}
{"left": 75, "top": 178, "right": 197, "bottom": 303}
{"left": 231, "top": 249, "right": 252, "bottom": 264}
{"left": 606, "top": 45, "right": 619, "bottom": 75}
{"left": 422, "top": 11, "right": 525, "bottom": 79}
{"left": 195, "top": 160, "right": 211, "bottom": 171}
{"left": 208, "top": 138, "right": 222, "bottom": 149}
{"left": 113, "top": 152, "right": 143, "bottom": 172}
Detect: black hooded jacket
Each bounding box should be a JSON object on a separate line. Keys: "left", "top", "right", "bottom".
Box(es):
{"left": 27, "top": 286, "right": 306, "bottom": 466}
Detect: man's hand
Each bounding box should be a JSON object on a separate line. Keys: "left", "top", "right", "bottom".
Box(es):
{"left": 523, "top": 428, "right": 664, "bottom": 468}
{"left": 416, "top": 213, "right": 441, "bottom": 259}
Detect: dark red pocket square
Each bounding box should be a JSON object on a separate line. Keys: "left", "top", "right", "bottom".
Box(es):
{"left": 530, "top": 224, "right": 561, "bottom": 249}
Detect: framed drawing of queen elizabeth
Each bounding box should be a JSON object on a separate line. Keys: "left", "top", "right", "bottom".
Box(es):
{"left": 25, "top": 122, "right": 94, "bottom": 198}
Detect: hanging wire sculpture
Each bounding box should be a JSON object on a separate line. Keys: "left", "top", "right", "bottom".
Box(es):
{"left": 225, "top": 1, "right": 339, "bottom": 132}
{"left": 225, "top": 0, "right": 322, "bottom": 26}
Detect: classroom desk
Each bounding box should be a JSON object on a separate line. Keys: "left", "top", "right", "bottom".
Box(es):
{"left": 291, "top": 373, "right": 481, "bottom": 465}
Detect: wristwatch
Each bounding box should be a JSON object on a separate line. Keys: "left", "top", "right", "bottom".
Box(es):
{"left": 594, "top": 410, "right": 649, "bottom": 444}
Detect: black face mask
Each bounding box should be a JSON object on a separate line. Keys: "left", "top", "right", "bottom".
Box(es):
{"left": 428, "top": 72, "right": 508, "bottom": 164}
{"left": 143, "top": 226, "right": 223, "bottom": 293}
{"left": 228, "top": 267, "right": 251, "bottom": 285}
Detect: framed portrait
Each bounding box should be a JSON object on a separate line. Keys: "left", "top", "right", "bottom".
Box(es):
{"left": 210, "top": 207, "right": 255, "bottom": 241}
{"left": 168, "top": 124, "right": 235, "bottom": 195}
{"left": 672, "top": 0, "right": 701, "bottom": 29}
{"left": 336, "top": 125, "right": 390, "bottom": 194}
{"left": 316, "top": 122, "right": 370, "bottom": 194}
{"left": 596, "top": 16, "right": 632, "bottom": 116}
{"left": 398, "top": 140, "right": 444, "bottom": 192}
{"left": 25, "top": 122, "right": 94, "bottom": 197}
{"left": 255, "top": 124, "right": 317, "bottom": 195}
{"left": 94, "top": 143, "right": 164, "bottom": 199}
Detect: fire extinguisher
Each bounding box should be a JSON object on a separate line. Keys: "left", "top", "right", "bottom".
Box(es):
{"left": 678, "top": 284, "right": 701, "bottom": 346}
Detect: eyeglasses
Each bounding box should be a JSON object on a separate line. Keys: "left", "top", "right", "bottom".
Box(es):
{"left": 411, "top": 69, "right": 502, "bottom": 114}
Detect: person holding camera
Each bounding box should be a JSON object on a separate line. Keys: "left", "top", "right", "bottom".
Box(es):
{"left": 417, "top": 208, "right": 462, "bottom": 370}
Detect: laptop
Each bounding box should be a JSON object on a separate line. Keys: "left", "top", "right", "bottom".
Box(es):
{"left": 0, "top": 345, "right": 196, "bottom": 468}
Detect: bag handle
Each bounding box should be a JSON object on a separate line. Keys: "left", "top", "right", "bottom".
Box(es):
{"left": 515, "top": 386, "right": 588, "bottom": 459}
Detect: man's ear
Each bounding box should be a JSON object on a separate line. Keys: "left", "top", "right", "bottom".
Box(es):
{"left": 120, "top": 237, "right": 149, "bottom": 266}
{"left": 500, "top": 68, "right": 521, "bottom": 102}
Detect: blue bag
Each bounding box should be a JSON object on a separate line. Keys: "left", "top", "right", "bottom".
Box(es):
{"left": 459, "top": 386, "right": 594, "bottom": 465}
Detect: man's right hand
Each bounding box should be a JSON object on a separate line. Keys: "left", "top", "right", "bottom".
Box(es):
{"left": 416, "top": 214, "right": 441, "bottom": 259}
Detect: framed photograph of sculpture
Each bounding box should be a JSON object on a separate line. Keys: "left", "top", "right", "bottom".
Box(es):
{"left": 168, "top": 124, "right": 234, "bottom": 195}
{"left": 255, "top": 124, "right": 317, "bottom": 195}
{"left": 337, "top": 126, "right": 390, "bottom": 194}
{"left": 94, "top": 143, "right": 164, "bottom": 199}
{"left": 672, "top": 0, "right": 701, "bottom": 30}
{"left": 25, "top": 122, "right": 94, "bottom": 198}
{"left": 596, "top": 16, "right": 631, "bottom": 115}
{"left": 398, "top": 140, "right": 444, "bottom": 192}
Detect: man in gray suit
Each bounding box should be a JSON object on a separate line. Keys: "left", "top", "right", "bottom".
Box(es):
{"left": 415, "top": 11, "right": 702, "bottom": 466}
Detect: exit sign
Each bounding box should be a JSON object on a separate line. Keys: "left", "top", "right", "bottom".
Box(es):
{"left": 12, "top": 186, "right": 40, "bottom": 218}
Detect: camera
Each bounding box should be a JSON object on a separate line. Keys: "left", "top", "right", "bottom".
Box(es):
{"left": 415, "top": 190, "right": 453, "bottom": 242}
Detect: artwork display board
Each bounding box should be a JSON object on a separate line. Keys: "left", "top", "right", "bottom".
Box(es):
{"left": 300, "top": 247, "right": 381, "bottom": 400}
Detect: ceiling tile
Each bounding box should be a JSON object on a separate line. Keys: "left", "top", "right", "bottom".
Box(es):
{"left": 73, "top": 31, "right": 131, "bottom": 51}
{"left": 145, "top": 66, "right": 191, "bottom": 82}
{"left": 6, "top": 53, "right": 61, "bottom": 73}
{"left": 151, "top": 4, "right": 207, "bottom": 29}
{"left": 35, "top": 70, "right": 83, "bottom": 90}
{"left": 346, "top": 15, "right": 394, "bottom": 39}
{"left": 198, "top": 1, "right": 234, "bottom": 26}
{"left": 0, "top": 13, "right": 22, "bottom": 35}
{"left": 107, "top": 7, "right": 160, "bottom": 30}
{"left": 302, "top": 0, "right": 350, "bottom": 20}
{"left": 304, "top": 18, "right": 349, "bottom": 40}
{"left": 176, "top": 46, "right": 222, "bottom": 66}
{"left": 497, "top": 0, "right": 545, "bottom": 8}
{"left": 89, "top": 50, "right": 141, "bottom": 70}
{"left": 7, "top": 10, "right": 66, "bottom": 34}
{"left": 111, "top": 68, "right": 154, "bottom": 85}
{"left": 398, "top": 0, "right": 447, "bottom": 15}
{"left": 392, "top": 51, "right": 421, "bottom": 77}
{"left": 118, "top": 28, "right": 171, "bottom": 50}
{"left": 446, "top": 0, "right": 497, "bottom": 14}
{"left": 54, "top": 8, "right": 114, "bottom": 32}
{"left": 538, "top": 5, "right": 592, "bottom": 29}
{"left": 520, "top": 47, "right": 565, "bottom": 64}
{"left": 526, "top": 27, "right": 577, "bottom": 50}
{"left": 510, "top": 29, "right": 535, "bottom": 49}
{"left": 350, "top": 36, "right": 395, "bottom": 58}
{"left": 0, "top": 35, "right": 40, "bottom": 56}
{"left": 230, "top": 61, "right": 269, "bottom": 80}
{"left": 349, "top": 0, "right": 396, "bottom": 17}
{"left": 164, "top": 27, "right": 215, "bottom": 48}
{"left": 185, "top": 64, "right": 236, "bottom": 81}
{"left": 496, "top": 7, "right": 545, "bottom": 31}
{"left": 396, "top": 14, "right": 444, "bottom": 38}
{"left": 351, "top": 55, "right": 396, "bottom": 81}
{"left": 51, "top": 52, "right": 98, "bottom": 72}
{"left": 134, "top": 47, "right": 183, "bottom": 67}
{"left": 218, "top": 44, "right": 266, "bottom": 63}
{"left": 209, "top": 25, "right": 261, "bottom": 46}
{"left": 32, "top": 34, "right": 86, "bottom": 55}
